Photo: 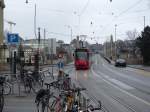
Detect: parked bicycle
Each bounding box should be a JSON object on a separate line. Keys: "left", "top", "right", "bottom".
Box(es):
{"left": 57, "top": 71, "right": 71, "bottom": 90}
{"left": 22, "top": 70, "right": 44, "bottom": 93}
{"left": 35, "top": 70, "right": 102, "bottom": 112}
{"left": 0, "top": 75, "right": 12, "bottom": 112}
{"left": 0, "top": 76, "right": 5, "bottom": 112}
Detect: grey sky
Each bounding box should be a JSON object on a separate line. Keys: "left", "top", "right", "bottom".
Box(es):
{"left": 4, "top": 0, "right": 150, "bottom": 44}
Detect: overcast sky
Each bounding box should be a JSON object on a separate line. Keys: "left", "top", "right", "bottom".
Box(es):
{"left": 4, "top": 0, "right": 150, "bottom": 44}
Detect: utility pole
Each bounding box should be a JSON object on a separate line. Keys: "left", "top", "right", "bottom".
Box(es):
{"left": 44, "top": 28, "right": 46, "bottom": 64}
{"left": 71, "top": 28, "right": 72, "bottom": 42}
{"left": 51, "top": 39, "right": 53, "bottom": 76}
{"left": 34, "top": 4, "right": 37, "bottom": 39}
{"left": 144, "top": 16, "right": 145, "bottom": 29}
{"left": 110, "top": 34, "right": 113, "bottom": 59}
{"left": 76, "top": 36, "right": 79, "bottom": 48}
{"left": 38, "top": 27, "right": 41, "bottom": 48}
{"left": 115, "top": 24, "right": 117, "bottom": 60}
{"left": 34, "top": 27, "right": 40, "bottom": 77}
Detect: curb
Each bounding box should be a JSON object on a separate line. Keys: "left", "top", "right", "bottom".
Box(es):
{"left": 127, "top": 65, "right": 150, "bottom": 72}
{"left": 101, "top": 55, "right": 150, "bottom": 72}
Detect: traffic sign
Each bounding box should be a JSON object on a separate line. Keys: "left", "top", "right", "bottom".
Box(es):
{"left": 7, "top": 33, "right": 19, "bottom": 44}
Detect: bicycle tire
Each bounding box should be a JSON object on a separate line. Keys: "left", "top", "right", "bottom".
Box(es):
{"left": 24, "top": 84, "right": 32, "bottom": 93}
{"left": 24, "top": 78, "right": 32, "bottom": 93}
{"left": 37, "top": 102, "right": 46, "bottom": 112}
{"left": 3, "top": 82, "right": 11, "bottom": 95}
{"left": 0, "top": 95, "right": 4, "bottom": 112}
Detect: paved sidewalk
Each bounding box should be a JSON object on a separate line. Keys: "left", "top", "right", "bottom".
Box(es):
{"left": 3, "top": 82, "right": 37, "bottom": 112}
{"left": 2, "top": 67, "right": 100, "bottom": 112}
{"left": 3, "top": 72, "right": 56, "bottom": 112}
{"left": 4, "top": 95, "right": 36, "bottom": 112}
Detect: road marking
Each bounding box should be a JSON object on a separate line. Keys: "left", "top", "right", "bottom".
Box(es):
{"left": 91, "top": 68, "right": 150, "bottom": 106}
{"left": 103, "top": 75, "right": 134, "bottom": 90}
{"left": 102, "top": 64, "right": 148, "bottom": 86}
{"left": 103, "top": 75, "right": 110, "bottom": 79}
{"left": 109, "top": 78, "right": 134, "bottom": 90}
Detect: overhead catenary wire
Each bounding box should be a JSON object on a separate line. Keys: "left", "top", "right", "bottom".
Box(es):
{"left": 101, "top": 0, "right": 144, "bottom": 33}
{"left": 116, "top": 0, "right": 144, "bottom": 18}
{"left": 80, "top": 0, "right": 90, "bottom": 16}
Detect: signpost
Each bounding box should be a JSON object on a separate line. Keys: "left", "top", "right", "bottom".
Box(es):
{"left": 7, "top": 33, "right": 19, "bottom": 44}
{"left": 6, "top": 33, "right": 22, "bottom": 96}
{"left": 7, "top": 33, "right": 20, "bottom": 74}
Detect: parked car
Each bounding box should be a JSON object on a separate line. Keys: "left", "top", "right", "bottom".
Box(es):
{"left": 115, "top": 59, "right": 126, "bottom": 67}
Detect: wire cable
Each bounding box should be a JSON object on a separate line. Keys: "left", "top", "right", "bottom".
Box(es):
{"left": 80, "top": 0, "right": 90, "bottom": 16}
{"left": 101, "top": 0, "right": 144, "bottom": 33}
{"left": 116, "top": 0, "right": 144, "bottom": 18}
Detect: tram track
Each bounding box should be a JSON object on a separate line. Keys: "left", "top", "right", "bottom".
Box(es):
{"left": 77, "top": 74, "right": 141, "bottom": 112}
{"left": 77, "top": 80, "right": 110, "bottom": 112}
{"left": 92, "top": 67, "right": 150, "bottom": 112}
{"left": 68, "top": 61, "right": 149, "bottom": 111}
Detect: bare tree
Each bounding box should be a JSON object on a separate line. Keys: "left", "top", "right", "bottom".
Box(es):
{"left": 126, "top": 29, "right": 139, "bottom": 40}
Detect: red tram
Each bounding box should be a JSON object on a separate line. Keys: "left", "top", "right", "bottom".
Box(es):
{"left": 74, "top": 48, "right": 91, "bottom": 70}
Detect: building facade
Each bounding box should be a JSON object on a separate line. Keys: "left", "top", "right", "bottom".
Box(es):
{"left": 0, "top": 0, "right": 5, "bottom": 64}
{"left": 0, "top": 0, "right": 5, "bottom": 45}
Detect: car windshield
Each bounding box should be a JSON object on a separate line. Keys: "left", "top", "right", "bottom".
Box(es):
{"left": 117, "top": 59, "right": 125, "bottom": 62}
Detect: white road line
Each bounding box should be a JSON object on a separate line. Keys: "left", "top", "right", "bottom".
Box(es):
{"left": 103, "top": 75, "right": 110, "bottom": 79}
{"left": 102, "top": 63, "right": 148, "bottom": 86}
{"left": 103, "top": 75, "right": 134, "bottom": 90}
{"left": 91, "top": 68, "right": 150, "bottom": 106}
{"left": 109, "top": 78, "right": 134, "bottom": 90}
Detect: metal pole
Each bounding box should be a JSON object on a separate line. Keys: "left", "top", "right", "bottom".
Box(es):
{"left": 144, "top": 16, "right": 145, "bottom": 29}
{"left": 51, "top": 39, "right": 53, "bottom": 76}
{"left": 78, "top": 15, "right": 80, "bottom": 38}
{"left": 34, "top": 27, "right": 40, "bottom": 74}
{"left": 71, "top": 28, "right": 72, "bottom": 42}
{"left": 115, "top": 24, "right": 117, "bottom": 60}
{"left": 38, "top": 27, "right": 40, "bottom": 46}
{"left": 34, "top": 4, "right": 37, "bottom": 39}
{"left": 44, "top": 28, "right": 46, "bottom": 64}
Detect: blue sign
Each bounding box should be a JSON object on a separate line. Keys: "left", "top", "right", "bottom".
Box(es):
{"left": 57, "top": 62, "right": 64, "bottom": 69}
{"left": 7, "top": 33, "right": 19, "bottom": 44}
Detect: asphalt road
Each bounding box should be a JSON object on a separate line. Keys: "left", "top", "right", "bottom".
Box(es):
{"left": 69, "top": 54, "right": 150, "bottom": 112}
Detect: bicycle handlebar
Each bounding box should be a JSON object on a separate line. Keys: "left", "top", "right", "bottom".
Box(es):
{"left": 44, "top": 80, "right": 58, "bottom": 88}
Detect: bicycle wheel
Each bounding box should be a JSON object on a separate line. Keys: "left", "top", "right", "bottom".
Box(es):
{"left": 24, "top": 78, "right": 32, "bottom": 93}
{"left": 37, "top": 76, "right": 44, "bottom": 87}
{"left": 3, "top": 82, "right": 11, "bottom": 95}
{"left": 0, "top": 95, "right": 4, "bottom": 112}
{"left": 37, "top": 103, "right": 46, "bottom": 112}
